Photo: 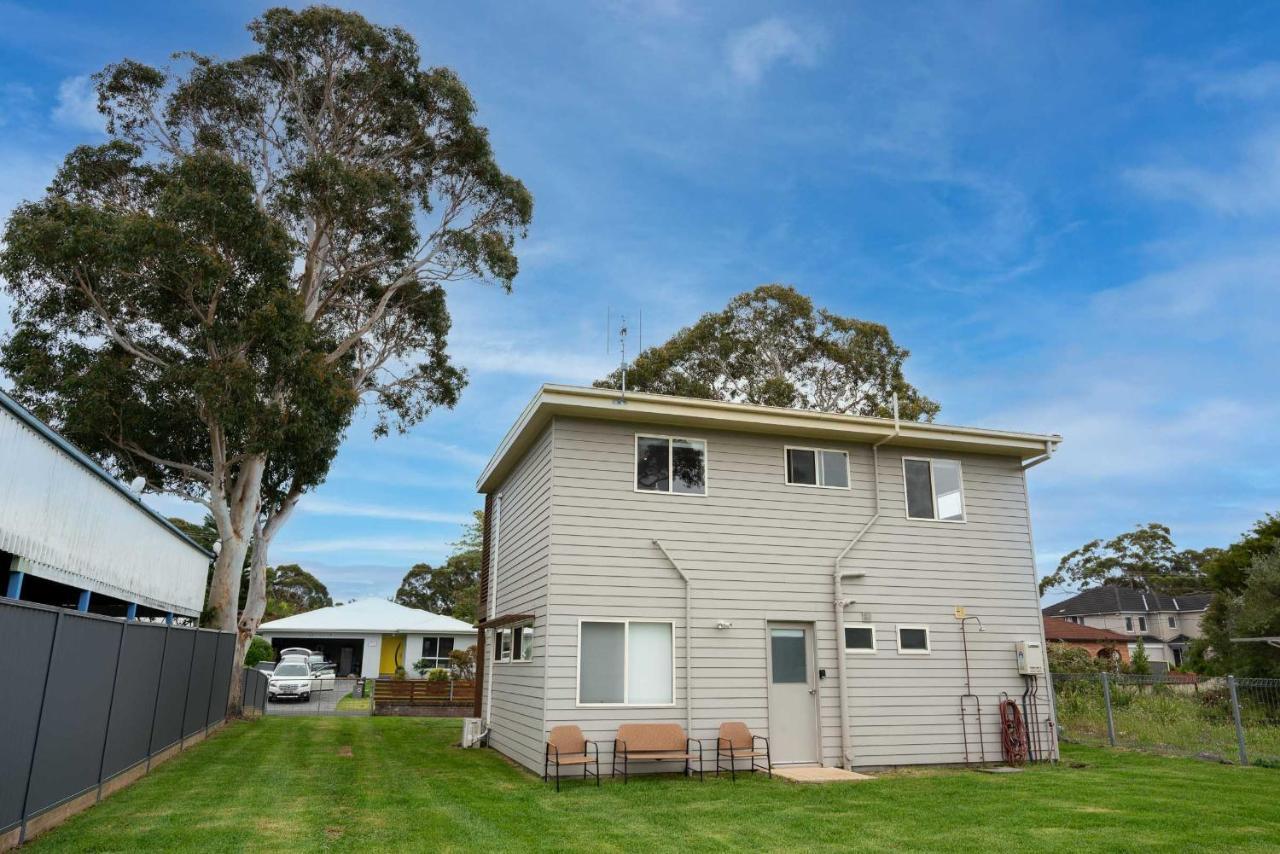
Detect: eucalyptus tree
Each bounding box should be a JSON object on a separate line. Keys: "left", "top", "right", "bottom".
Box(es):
{"left": 1, "top": 6, "right": 531, "bottom": 707}
{"left": 597, "top": 284, "right": 939, "bottom": 420}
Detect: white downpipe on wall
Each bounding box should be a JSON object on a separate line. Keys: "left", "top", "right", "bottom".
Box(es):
{"left": 832, "top": 396, "right": 900, "bottom": 768}
{"left": 484, "top": 493, "right": 503, "bottom": 726}
{"left": 653, "top": 539, "right": 693, "bottom": 735}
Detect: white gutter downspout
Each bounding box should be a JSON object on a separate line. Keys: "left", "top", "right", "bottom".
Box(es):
{"left": 484, "top": 493, "right": 503, "bottom": 726}
{"left": 1021, "top": 440, "right": 1057, "bottom": 471}
{"left": 833, "top": 395, "right": 900, "bottom": 768}
{"left": 653, "top": 539, "right": 693, "bottom": 735}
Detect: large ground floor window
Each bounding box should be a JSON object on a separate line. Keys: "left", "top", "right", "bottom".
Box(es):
{"left": 577, "top": 619, "right": 674, "bottom": 706}
{"left": 419, "top": 636, "right": 455, "bottom": 671}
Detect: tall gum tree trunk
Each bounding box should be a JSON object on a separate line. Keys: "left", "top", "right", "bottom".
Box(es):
{"left": 230, "top": 524, "right": 269, "bottom": 715}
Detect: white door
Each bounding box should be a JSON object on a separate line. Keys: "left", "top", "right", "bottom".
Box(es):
{"left": 766, "top": 623, "right": 819, "bottom": 764}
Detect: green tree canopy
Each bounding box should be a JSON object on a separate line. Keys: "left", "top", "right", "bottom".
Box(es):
{"left": 265, "top": 564, "right": 332, "bottom": 621}
{"left": 1038, "top": 523, "right": 1215, "bottom": 596}
{"left": 1194, "top": 514, "right": 1280, "bottom": 677}
{"left": 595, "top": 284, "right": 939, "bottom": 420}
{"left": 395, "top": 511, "right": 482, "bottom": 624}
{"left": 3, "top": 6, "right": 530, "bottom": 708}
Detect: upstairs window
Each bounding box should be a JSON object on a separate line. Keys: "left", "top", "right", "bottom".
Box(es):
{"left": 1168, "top": 616, "right": 1176, "bottom": 629}
{"left": 1125, "top": 617, "right": 1134, "bottom": 632}
{"left": 786, "top": 447, "right": 850, "bottom": 489}
{"left": 903, "top": 458, "right": 966, "bottom": 521}
{"left": 636, "top": 435, "right": 706, "bottom": 495}
{"left": 1138, "top": 617, "right": 1147, "bottom": 632}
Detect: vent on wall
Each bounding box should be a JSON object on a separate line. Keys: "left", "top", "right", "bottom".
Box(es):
{"left": 860, "top": 611, "right": 872, "bottom": 623}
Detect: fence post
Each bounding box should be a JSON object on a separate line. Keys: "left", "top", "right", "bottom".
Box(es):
{"left": 146, "top": 624, "right": 171, "bottom": 771}
{"left": 178, "top": 627, "right": 198, "bottom": 749}
{"left": 1101, "top": 672, "right": 1117, "bottom": 747}
{"left": 19, "top": 610, "right": 62, "bottom": 845}
{"left": 1228, "top": 675, "right": 1248, "bottom": 766}
{"left": 95, "top": 621, "right": 128, "bottom": 802}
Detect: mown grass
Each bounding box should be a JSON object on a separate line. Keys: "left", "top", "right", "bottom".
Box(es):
{"left": 334, "top": 690, "right": 371, "bottom": 712}
{"left": 29, "top": 716, "right": 1280, "bottom": 853}
{"left": 1055, "top": 681, "right": 1280, "bottom": 764}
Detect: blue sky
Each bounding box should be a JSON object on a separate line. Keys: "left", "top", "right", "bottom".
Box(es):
{"left": 1, "top": 2, "right": 1277, "bottom": 603}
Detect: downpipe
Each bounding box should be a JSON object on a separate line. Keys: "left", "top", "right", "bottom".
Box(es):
{"left": 833, "top": 396, "right": 899, "bottom": 768}
{"left": 653, "top": 539, "right": 694, "bottom": 735}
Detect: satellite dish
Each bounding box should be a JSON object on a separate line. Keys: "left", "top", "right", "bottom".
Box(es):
{"left": 129, "top": 475, "right": 146, "bottom": 494}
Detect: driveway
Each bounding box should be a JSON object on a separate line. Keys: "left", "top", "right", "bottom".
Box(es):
{"left": 265, "top": 677, "right": 368, "bottom": 716}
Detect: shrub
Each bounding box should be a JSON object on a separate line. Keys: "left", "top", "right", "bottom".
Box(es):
{"left": 243, "top": 636, "right": 274, "bottom": 668}
{"left": 450, "top": 647, "right": 476, "bottom": 680}
{"left": 427, "top": 667, "right": 450, "bottom": 682}
{"left": 411, "top": 657, "right": 433, "bottom": 678}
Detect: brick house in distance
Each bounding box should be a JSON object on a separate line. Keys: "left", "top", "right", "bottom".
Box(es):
{"left": 1042, "top": 616, "right": 1130, "bottom": 665}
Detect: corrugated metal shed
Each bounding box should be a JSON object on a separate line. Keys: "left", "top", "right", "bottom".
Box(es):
{"left": 0, "top": 390, "right": 211, "bottom": 615}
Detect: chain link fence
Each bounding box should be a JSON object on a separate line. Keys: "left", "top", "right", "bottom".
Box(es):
{"left": 1052, "top": 672, "right": 1280, "bottom": 767}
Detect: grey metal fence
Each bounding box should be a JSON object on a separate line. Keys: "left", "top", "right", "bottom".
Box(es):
{"left": 1051, "top": 672, "right": 1280, "bottom": 767}
{"left": 0, "top": 598, "right": 239, "bottom": 846}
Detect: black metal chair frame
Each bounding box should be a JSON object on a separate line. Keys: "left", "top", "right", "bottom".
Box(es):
{"left": 715, "top": 734, "right": 772, "bottom": 781}
{"left": 543, "top": 740, "right": 601, "bottom": 792}
{"left": 610, "top": 737, "right": 705, "bottom": 783}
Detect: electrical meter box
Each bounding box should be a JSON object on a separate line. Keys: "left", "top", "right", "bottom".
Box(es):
{"left": 1015, "top": 640, "right": 1045, "bottom": 676}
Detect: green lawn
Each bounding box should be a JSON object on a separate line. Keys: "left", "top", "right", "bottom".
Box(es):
{"left": 29, "top": 717, "right": 1280, "bottom": 853}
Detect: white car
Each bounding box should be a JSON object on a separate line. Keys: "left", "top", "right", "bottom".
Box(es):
{"left": 268, "top": 660, "right": 314, "bottom": 702}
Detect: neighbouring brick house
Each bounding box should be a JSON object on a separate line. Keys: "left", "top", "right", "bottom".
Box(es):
{"left": 1042, "top": 616, "right": 1130, "bottom": 665}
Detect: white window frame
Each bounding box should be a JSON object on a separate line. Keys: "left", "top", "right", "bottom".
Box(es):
{"left": 1138, "top": 616, "right": 1147, "bottom": 633}
{"left": 512, "top": 621, "right": 534, "bottom": 664}
{"left": 419, "top": 635, "right": 456, "bottom": 671}
{"left": 1167, "top": 616, "right": 1176, "bottom": 629}
{"left": 901, "top": 456, "right": 967, "bottom": 523}
{"left": 783, "top": 445, "right": 851, "bottom": 490}
{"left": 634, "top": 434, "right": 708, "bottom": 497}
{"left": 495, "top": 627, "right": 514, "bottom": 662}
{"left": 575, "top": 617, "right": 677, "bottom": 708}
{"left": 1124, "top": 617, "right": 1134, "bottom": 632}
{"left": 895, "top": 624, "right": 932, "bottom": 655}
{"left": 843, "top": 622, "right": 877, "bottom": 654}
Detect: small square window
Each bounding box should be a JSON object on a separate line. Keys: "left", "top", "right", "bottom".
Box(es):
{"left": 844, "top": 624, "right": 876, "bottom": 653}
{"left": 636, "top": 436, "right": 706, "bottom": 495}
{"left": 896, "top": 625, "right": 931, "bottom": 654}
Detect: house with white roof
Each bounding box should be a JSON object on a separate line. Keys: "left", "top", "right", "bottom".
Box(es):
{"left": 257, "top": 598, "right": 477, "bottom": 678}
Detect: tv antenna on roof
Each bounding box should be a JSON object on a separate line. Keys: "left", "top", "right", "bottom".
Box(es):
{"left": 606, "top": 307, "right": 642, "bottom": 404}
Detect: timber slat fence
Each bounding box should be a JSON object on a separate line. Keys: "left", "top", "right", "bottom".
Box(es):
{"left": 1052, "top": 671, "right": 1280, "bottom": 767}
{"left": 0, "top": 598, "right": 253, "bottom": 850}
{"left": 373, "top": 678, "right": 475, "bottom": 713}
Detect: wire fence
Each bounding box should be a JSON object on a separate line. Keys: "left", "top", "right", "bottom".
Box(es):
{"left": 1052, "top": 672, "right": 1280, "bottom": 767}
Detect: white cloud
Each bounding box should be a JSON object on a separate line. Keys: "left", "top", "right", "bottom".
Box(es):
{"left": 274, "top": 535, "right": 454, "bottom": 555}
{"left": 297, "top": 497, "right": 471, "bottom": 525}
{"left": 52, "top": 75, "right": 105, "bottom": 133}
{"left": 1125, "top": 126, "right": 1280, "bottom": 215}
{"left": 725, "top": 18, "right": 821, "bottom": 85}
{"left": 1194, "top": 62, "right": 1280, "bottom": 101}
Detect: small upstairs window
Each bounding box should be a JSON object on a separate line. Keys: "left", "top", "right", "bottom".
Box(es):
{"left": 636, "top": 435, "right": 706, "bottom": 495}
{"left": 1138, "top": 617, "right": 1147, "bottom": 632}
{"left": 786, "top": 447, "right": 850, "bottom": 489}
{"left": 1167, "top": 616, "right": 1176, "bottom": 629}
{"left": 903, "top": 458, "right": 965, "bottom": 521}
{"left": 1125, "top": 617, "right": 1133, "bottom": 632}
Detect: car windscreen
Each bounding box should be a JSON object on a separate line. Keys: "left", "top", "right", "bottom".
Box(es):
{"left": 273, "top": 663, "right": 310, "bottom": 678}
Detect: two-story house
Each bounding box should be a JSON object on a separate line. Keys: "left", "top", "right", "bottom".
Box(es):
{"left": 1042, "top": 587, "right": 1212, "bottom": 671}
{"left": 471, "top": 385, "right": 1061, "bottom": 772}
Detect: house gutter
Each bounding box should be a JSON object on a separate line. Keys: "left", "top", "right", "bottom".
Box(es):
{"left": 1021, "top": 440, "right": 1058, "bottom": 470}
{"left": 832, "top": 396, "right": 900, "bottom": 768}
{"left": 653, "top": 539, "right": 693, "bottom": 734}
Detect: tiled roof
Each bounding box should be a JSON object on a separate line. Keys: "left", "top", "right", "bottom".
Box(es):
{"left": 1043, "top": 586, "right": 1212, "bottom": 617}
{"left": 1042, "top": 616, "right": 1130, "bottom": 642}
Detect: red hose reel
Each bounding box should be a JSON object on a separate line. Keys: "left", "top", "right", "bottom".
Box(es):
{"left": 999, "top": 695, "right": 1029, "bottom": 765}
